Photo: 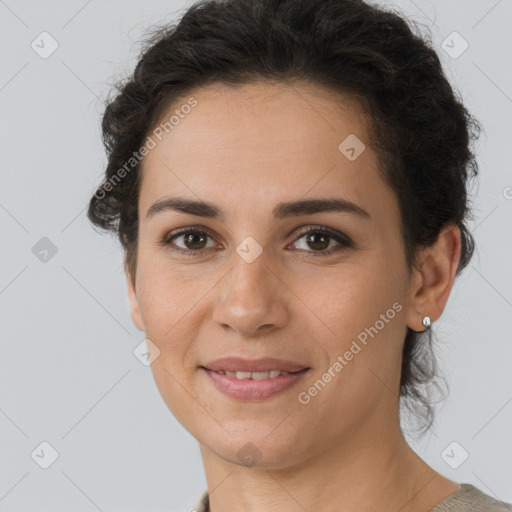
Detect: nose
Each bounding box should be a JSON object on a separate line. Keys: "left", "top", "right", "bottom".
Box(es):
{"left": 212, "top": 251, "right": 289, "bottom": 338}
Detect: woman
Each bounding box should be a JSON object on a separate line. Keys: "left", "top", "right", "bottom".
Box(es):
{"left": 87, "top": 0, "right": 511, "bottom": 510}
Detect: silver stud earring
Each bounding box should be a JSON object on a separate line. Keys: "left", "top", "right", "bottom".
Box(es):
{"left": 422, "top": 316, "right": 431, "bottom": 330}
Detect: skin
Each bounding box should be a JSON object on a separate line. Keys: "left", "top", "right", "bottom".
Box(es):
{"left": 126, "top": 80, "right": 462, "bottom": 512}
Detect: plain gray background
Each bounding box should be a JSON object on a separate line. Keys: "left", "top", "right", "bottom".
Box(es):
{"left": 1, "top": 0, "right": 511, "bottom": 510}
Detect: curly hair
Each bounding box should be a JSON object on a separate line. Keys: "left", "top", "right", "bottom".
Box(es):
{"left": 87, "top": 0, "right": 481, "bottom": 435}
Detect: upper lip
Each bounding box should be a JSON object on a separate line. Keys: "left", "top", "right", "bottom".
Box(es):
{"left": 202, "top": 357, "right": 310, "bottom": 373}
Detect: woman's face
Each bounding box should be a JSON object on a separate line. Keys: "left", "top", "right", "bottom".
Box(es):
{"left": 127, "top": 81, "right": 423, "bottom": 468}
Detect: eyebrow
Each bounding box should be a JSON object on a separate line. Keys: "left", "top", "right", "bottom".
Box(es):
{"left": 145, "top": 196, "right": 371, "bottom": 222}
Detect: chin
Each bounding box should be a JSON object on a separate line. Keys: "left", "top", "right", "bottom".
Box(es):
{"left": 200, "top": 427, "right": 310, "bottom": 470}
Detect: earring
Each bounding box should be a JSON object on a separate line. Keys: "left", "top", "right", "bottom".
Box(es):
{"left": 422, "top": 316, "right": 431, "bottom": 330}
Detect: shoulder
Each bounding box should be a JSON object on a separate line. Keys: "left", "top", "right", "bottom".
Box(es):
{"left": 430, "top": 484, "right": 512, "bottom": 511}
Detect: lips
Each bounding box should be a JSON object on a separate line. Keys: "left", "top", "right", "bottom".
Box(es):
{"left": 202, "top": 356, "right": 310, "bottom": 373}
{"left": 202, "top": 365, "right": 310, "bottom": 401}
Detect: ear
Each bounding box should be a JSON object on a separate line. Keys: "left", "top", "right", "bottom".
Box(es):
{"left": 405, "top": 223, "right": 462, "bottom": 332}
{"left": 125, "top": 264, "right": 145, "bottom": 332}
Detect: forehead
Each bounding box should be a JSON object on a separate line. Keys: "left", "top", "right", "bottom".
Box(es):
{"left": 138, "top": 80, "right": 393, "bottom": 223}
{"left": 147, "top": 80, "right": 369, "bottom": 155}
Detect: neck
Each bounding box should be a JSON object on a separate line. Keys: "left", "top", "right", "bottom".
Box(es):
{"left": 199, "top": 414, "right": 458, "bottom": 512}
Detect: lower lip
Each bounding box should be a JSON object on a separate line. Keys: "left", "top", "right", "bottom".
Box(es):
{"left": 202, "top": 368, "right": 310, "bottom": 401}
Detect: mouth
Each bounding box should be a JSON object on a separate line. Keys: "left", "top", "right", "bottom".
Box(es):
{"left": 202, "top": 356, "right": 310, "bottom": 374}
{"left": 200, "top": 359, "right": 311, "bottom": 401}
{"left": 203, "top": 368, "right": 303, "bottom": 379}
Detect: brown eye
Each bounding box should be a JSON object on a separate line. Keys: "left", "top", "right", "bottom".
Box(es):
{"left": 160, "top": 225, "right": 352, "bottom": 257}
{"left": 180, "top": 232, "right": 209, "bottom": 250}
{"left": 291, "top": 226, "right": 353, "bottom": 256}
{"left": 161, "top": 229, "right": 216, "bottom": 256}
{"left": 304, "top": 232, "right": 330, "bottom": 251}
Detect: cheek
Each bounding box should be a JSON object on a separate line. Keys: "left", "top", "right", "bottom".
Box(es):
{"left": 137, "top": 266, "right": 206, "bottom": 418}
{"left": 309, "top": 263, "right": 406, "bottom": 374}
{"left": 135, "top": 265, "right": 193, "bottom": 359}
{"left": 299, "top": 273, "right": 405, "bottom": 430}
{"left": 135, "top": 256, "right": 222, "bottom": 375}
{"left": 136, "top": 251, "right": 204, "bottom": 326}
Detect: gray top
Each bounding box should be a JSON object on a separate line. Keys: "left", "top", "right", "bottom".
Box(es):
{"left": 193, "top": 484, "right": 512, "bottom": 511}
{"left": 429, "top": 484, "right": 512, "bottom": 511}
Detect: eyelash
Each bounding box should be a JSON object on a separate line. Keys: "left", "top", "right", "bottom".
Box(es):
{"left": 159, "top": 225, "right": 353, "bottom": 258}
